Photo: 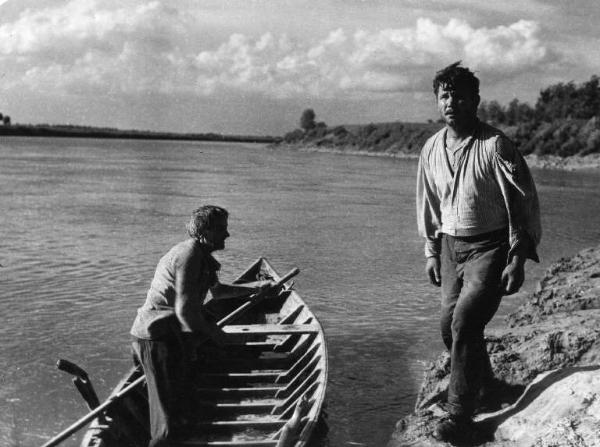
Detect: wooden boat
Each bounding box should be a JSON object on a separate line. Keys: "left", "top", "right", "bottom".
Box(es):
{"left": 79, "top": 258, "right": 328, "bottom": 447}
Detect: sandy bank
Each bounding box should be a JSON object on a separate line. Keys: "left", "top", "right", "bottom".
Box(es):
{"left": 523, "top": 153, "right": 600, "bottom": 171}
{"left": 388, "top": 244, "right": 600, "bottom": 446}
{"left": 277, "top": 143, "right": 600, "bottom": 170}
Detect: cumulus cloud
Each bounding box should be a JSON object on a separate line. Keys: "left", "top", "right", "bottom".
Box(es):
{"left": 0, "top": 1, "right": 555, "bottom": 99}
{"left": 0, "top": 1, "right": 177, "bottom": 56}
{"left": 188, "top": 17, "right": 553, "bottom": 97}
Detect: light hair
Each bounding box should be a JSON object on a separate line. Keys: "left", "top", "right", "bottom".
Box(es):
{"left": 186, "top": 205, "right": 229, "bottom": 240}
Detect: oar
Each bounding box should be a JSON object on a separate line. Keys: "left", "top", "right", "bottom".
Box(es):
{"left": 41, "top": 266, "right": 300, "bottom": 447}
{"left": 56, "top": 359, "right": 101, "bottom": 411}
{"left": 216, "top": 267, "right": 299, "bottom": 327}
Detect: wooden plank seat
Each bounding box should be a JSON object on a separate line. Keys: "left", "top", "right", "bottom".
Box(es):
{"left": 194, "top": 419, "right": 286, "bottom": 428}
{"left": 177, "top": 441, "right": 278, "bottom": 447}
{"left": 199, "top": 371, "right": 285, "bottom": 379}
{"left": 223, "top": 324, "right": 320, "bottom": 335}
{"left": 195, "top": 385, "right": 284, "bottom": 397}
{"left": 198, "top": 352, "right": 294, "bottom": 372}
{"left": 212, "top": 400, "right": 281, "bottom": 410}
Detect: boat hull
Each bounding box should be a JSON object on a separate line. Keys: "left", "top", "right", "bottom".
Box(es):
{"left": 81, "top": 258, "right": 327, "bottom": 447}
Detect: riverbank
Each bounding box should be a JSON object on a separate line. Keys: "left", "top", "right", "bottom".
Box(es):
{"left": 281, "top": 143, "right": 600, "bottom": 170}
{"left": 276, "top": 114, "right": 600, "bottom": 170}
{"left": 0, "top": 124, "right": 279, "bottom": 144}
{"left": 523, "top": 153, "right": 600, "bottom": 170}
{"left": 388, "top": 244, "right": 600, "bottom": 446}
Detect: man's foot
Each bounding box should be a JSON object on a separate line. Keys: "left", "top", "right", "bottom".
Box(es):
{"left": 476, "top": 378, "right": 525, "bottom": 414}
{"left": 432, "top": 414, "right": 474, "bottom": 443}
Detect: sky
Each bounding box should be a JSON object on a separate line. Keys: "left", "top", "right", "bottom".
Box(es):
{"left": 0, "top": 0, "right": 599, "bottom": 136}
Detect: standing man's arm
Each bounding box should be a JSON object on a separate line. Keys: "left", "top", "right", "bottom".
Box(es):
{"left": 494, "top": 137, "right": 542, "bottom": 295}
{"left": 416, "top": 153, "right": 443, "bottom": 287}
{"left": 501, "top": 237, "right": 528, "bottom": 294}
{"left": 425, "top": 256, "right": 441, "bottom": 287}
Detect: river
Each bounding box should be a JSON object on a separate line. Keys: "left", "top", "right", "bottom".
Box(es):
{"left": 1, "top": 137, "right": 599, "bottom": 446}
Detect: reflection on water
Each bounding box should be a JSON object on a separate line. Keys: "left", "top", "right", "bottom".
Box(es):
{"left": 0, "top": 137, "right": 599, "bottom": 446}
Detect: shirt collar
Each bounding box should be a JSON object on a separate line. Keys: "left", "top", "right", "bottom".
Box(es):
{"left": 443, "top": 119, "right": 481, "bottom": 154}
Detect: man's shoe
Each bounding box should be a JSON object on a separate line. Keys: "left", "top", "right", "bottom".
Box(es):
{"left": 432, "top": 414, "right": 473, "bottom": 443}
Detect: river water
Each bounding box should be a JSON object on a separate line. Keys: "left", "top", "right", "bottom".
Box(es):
{"left": 1, "top": 137, "right": 599, "bottom": 447}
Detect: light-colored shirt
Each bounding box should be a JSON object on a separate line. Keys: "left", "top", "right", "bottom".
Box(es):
{"left": 130, "top": 239, "right": 219, "bottom": 339}
{"left": 416, "top": 121, "right": 541, "bottom": 260}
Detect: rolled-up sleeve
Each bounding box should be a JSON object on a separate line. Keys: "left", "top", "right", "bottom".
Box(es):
{"left": 493, "top": 137, "right": 542, "bottom": 262}
{"left": 416, "top": 153, "right": 443, "bottom": 258}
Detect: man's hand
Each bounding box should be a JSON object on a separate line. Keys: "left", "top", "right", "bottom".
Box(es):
{"left": 426, "top": 256, "right": 441, "bottom": 287}
{"left": 501, "top": 257, "right": 525, "bottom": 295}
{"left": 255, "top": 280, "right": 283, "bottom": 296}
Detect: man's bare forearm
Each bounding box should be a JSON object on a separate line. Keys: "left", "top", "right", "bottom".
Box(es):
{"left": 210, "top": 282, "right": 265, "bottom": 300}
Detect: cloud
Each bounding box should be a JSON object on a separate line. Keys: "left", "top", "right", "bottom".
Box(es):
{"left": 191, "top": 18, "right": 554, "bottom": 97}
{"left": 0, "top": 1, "right": 175, "bottom": 57}
{"left": 0, "top": 2, "right": 556, "bottom": 100}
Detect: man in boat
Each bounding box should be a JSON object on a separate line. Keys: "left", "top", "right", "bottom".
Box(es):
{"left": 415, "top": 62, "right": 541, "bottom": 442}
{"left": 130, "top": 205, "right": 273, "bottom": 446}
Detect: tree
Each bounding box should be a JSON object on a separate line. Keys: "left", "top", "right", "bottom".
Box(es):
{"left": 480, "top": 100, "right": 506, "bottom": 125}
{"left": 505, "top": 99, "right": 535, "bottom": 126}
{"left": 283, "top": 128, "right": 305, "bottom": 143}
{"left": 576, "top": 75, "right": 600, "bottom": 119}
{"left": 3, "top": 115, "right": 10, "bottom": 126}
{"left": 536, "top": 81, "right": 578, "bottom": 121}
{"left": 300, "top": 108, "right": 316, "bottom": 131}
{"left": 533, "top": 77, "right": 600, "bottom": 122}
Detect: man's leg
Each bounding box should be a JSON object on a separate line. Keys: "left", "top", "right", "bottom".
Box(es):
{"left": 132, "top": 338, "right": 189, "bottom": 447}
{"left": 440, "top": 234, "right": 462, "bottom": 352}
{"left": 435, "top": 235, "right": 508, "bottom": 442}
{"left": 446, "top": 240, "right": 507, "bottom": 418}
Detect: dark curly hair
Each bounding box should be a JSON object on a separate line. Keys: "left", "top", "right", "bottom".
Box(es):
{"left": 433, "top": 61, "right": 479, "bottom": 97}
{"left": 186, "top": 205, "right": 229, "bottom": 240}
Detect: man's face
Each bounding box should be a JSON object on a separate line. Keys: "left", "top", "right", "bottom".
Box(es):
{"left": 436, "top": 83, "right": 479, "bottom": 129}
{"left": 205, "top": 217, "right": 229, "bottom": 251}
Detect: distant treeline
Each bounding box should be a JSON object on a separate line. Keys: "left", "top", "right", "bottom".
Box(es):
{"left": 282, "top": 120, "right": 440, "bottom": 155}
{"left": 480, "top": 75, "right": 600, "bottom": 156}
{"left": 281, "top": 108, "right": 440, "bottom": 155}
{"left": 281, "top": 75, "right": 600, "bottom": 158}
{"left": 0, "top": 124, "right": 279, "bottom": 144}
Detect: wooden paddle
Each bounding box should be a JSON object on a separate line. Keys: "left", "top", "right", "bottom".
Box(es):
{"left": 41, "top": 266, "right": 300, "bottom": 447}
{"left": 56, "top": 359, "right": 101, "bottom": 411}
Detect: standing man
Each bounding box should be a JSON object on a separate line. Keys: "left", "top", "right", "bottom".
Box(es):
{"left": 416, "top": 62, "right": 541, "bottom": 442}
{"left": 130, "top": 205, "right": 271, "bottom": 446}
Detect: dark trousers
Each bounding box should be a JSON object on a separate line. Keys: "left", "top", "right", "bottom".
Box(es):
{"left": 132, "top": 337, "right": 192, "bottom": 447}
{"left": 440, "top": 229, "right": 508, "bottom": 418}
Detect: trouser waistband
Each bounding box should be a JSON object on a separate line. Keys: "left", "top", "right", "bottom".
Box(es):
{"left": 445, "top": 227, "right": 508, "bottom": 244}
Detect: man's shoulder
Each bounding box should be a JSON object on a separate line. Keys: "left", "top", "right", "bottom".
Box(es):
{"left": 476, "top": 121, "right": 511, "bottom": 143}
{"left": 169, "top": 238, "right": 196, "bottom": 255}
{"left": 168, "top": 239, "right": 204, "bottom": 267}
{"left": 475, "top": 122, "right": 516, "bottom": 157}
{"left": 420, "top": 127, "right": 445, "bottom": 159}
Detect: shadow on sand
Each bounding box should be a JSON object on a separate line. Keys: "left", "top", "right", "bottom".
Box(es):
{"left": 469, "top": 365, "right": 600, "bottom": 446}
